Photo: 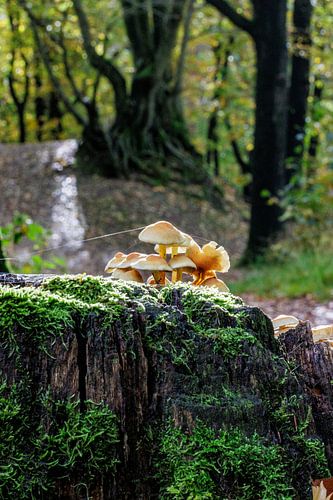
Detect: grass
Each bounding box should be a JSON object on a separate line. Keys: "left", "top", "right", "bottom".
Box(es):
{"left": 230, "top": 250, "right": 333, "bottom": 301}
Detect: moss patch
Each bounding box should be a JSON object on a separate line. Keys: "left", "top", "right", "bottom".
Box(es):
{"left": 0, "top": 380, "right": 119, "bottom": 499}
{"left": 154, "top": 419, "right": 328, "bottom": 500}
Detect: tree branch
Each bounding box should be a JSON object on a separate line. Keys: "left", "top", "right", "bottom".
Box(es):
{"left": 72, "top": 0, "right": 128, "bottom": 116}
{"left": 121, "top": 0, "right": 152, "bottom": 67}
{"left": 174, "top": 0, "right": 195, "bottom": 95}
{"left": 30, "top": 21, "right": 86, "bottom": 126}
{"left": 225, "top": 116, "right": 251, "bottom": 174}
{"left": 206, "top": 0, "right": 255, "bottom": 37}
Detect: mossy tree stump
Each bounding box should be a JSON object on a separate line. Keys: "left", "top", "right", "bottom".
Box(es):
{"left": 0, "top": 274, "right": 332, "bottom": 499}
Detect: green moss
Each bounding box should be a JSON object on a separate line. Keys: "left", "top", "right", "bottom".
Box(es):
{"left": 43, "top": 274, "right": 159, "bottom": 308}
{"left": 155, "top": 420, "right": 295, "bottom": 499}
{"left": 0, "top": 286, "right": 75, "bottom": 355}
{"left": 202, "top": 326, "right": 258, "bottom": 358}
{"left": 0, "top": 380, "right": 119, "bottom": 499}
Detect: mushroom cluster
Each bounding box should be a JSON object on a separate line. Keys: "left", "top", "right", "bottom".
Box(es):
{"left": 104, "top": 221, "right": 230, "bottom": 291}
{"left": 272, "top": 314, "right": 333, "bottom": 347}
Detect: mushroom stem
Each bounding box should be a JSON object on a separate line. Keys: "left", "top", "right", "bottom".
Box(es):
{"left": 153, "top": 270, "right": 166, "bottom": 285}
{"left": 193, "top": 272, "right": 203, "bottom": 285}
{"left": 171, "top": 270, "right": 177, "bottom": 283}
{"left": 158, "top": 245, "right": 166, "bottom": 259}
{"left": 176, "top": 269, "right": 183, "bottom": 282}
{"left": 171, "top": 246, "right": 178, "bottom": 258}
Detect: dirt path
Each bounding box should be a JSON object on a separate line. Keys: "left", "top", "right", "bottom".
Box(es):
{"left": 0, "top": 140, "right": 331, "bottom": 326}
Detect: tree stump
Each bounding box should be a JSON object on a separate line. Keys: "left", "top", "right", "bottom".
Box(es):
{"left": 0, "top": 274, "right": 332, "bottom": 499}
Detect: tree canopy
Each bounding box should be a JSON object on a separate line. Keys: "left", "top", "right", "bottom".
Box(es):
{"left": 0, "top": 0, "right": 332, "bottom": 258}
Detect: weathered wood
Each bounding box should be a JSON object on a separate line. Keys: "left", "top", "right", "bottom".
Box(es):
{"left": 279, "top": 322, "right": 333, "bottom": 471}
{"left": 0, "top": 273, "right": 332, "bottom": 499}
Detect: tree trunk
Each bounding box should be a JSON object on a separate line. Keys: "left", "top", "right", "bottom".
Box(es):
{"left": 0, "top": 274, "right": 332, "bottom": 498}
{"left": 100, "top": 0, "right": 204, "bottom": 181}
{"left": 308, "top": 76, "right": 324, "bottom": 161}
{"left": 245, "top": 0, "right": 288, "bottom": 260}
{"left": 18, "top": 105, "right": 26, "bottom": 143}
{"left": 286, "top": 0, "right": 313, "bottom": 183}
{"left": 0, "top": 243, "right": 9, "bottom": 273}
{"left": 34, "top": 54, "right": 46, "bottom": 142}
{"left": 48, "top": 91, "right": 63, "bottom": 140}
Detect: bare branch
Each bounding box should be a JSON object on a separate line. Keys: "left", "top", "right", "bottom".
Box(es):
{"left": 72, "top": 0, "right": 127, "bottom": 115}
{"left": 28, "top": 17, "right": 86, "bottom": 126}
{"left": 206, "top": 0, "right": 255, "bottom": 37}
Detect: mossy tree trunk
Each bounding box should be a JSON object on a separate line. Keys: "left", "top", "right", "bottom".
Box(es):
{"left": 0, "top": 274, "right": 332, "bottom": 499}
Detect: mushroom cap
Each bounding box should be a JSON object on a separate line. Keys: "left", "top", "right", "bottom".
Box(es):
{"left": 186, "top": 240, "right": 230, "bottom": 272}
{"left": 132, "top": 254, "right": 172, "bottom": 272}
{"left": 139, "top": 221, "right": 189, "bottom": 246}
{"left": 169, "top": 255, "right": 196, "bottom": 271}
{"left": 104, "top": 252, "right": 127, "bottom": 272}
{"left": 272, "top": 315, "right": 299, "bottom": 331}
{"left": 201, "top": 277, "right": 229, "bottom": 292}
{"left": 112, "top": 268, "right": 144, "bottom": 282}
{"left": 117, "top": 252, "right": 147, "bottom": 269}
{"left": 312, "top": 324, "right": 333, "bottom": 343}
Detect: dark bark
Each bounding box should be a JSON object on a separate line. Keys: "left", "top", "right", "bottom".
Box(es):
{"left": 0, "top": 243, "right": 10, "bottom": 273}
{"left": 34, "top": 55, "right": 46, "bottom": 142}
{"left": 1, "top": 274, "right": 333, "bottom": 498}
{"left": 286, "top": 0, "right": 313, "bottom": 183}
{"left": 6, "top": 0, "right": 30, "bottom": 144}
{"left": 308, "top": 76, "right": 324, "bottom": 160}
{"left": 279, "top": 322, "right": 333, "bottom": 471}
{"left": 245, "top": 0, "right": 288, "bottom": 259}
{"left": 48, "top": 91, "right": 63, "bottom": 140}
{"left": 207, "top": 0, "right": 289, "bottom": 260}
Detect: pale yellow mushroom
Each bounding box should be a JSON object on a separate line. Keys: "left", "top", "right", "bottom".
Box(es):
{"left": 116, "top": 252, "right": 147, "bottom": 269}
{"left": 201, "top": 277, "right": 229, "bottom": 292}
{"left": 272, "top": 315, "right": 299, "bottom": 336}
{"left": 147, "top": 275, "right": 171, "bottom": 286}
{"left": 111, "top": 268, "right": 144, "bottom": 283}
{"left": 139, "top": 221, "right": 190, "bottom": 259}
{"left": 312, "top": 479, "right": 333, "bottom": 500}
{"left": 133, "top": 254, "right": 172, "bottom": 285}
{"left": 312, "top": 324, "right": 333, "bottom": 343}
{"left": 104, "top": 252, "right": 127, "bottom": 273}
{"left": 186, "top": 240, "right": 230, "bottom": 285}
{"left": 169, "top": 255, "right": 196, "bottom": 282}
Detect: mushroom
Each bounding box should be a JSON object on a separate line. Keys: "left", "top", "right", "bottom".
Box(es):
{"left": 271, "top": 315, "right": 299, "bottom": 336}
{"left": 201, "top": 277, "right": 230, "bottom": 292}
{"left": 112, "top": 268, "right": 144, "bottom": 283}
{"left": 139, "top": 221, "right": 190, "bottom": 259}
{"left": 312, "top": 324, "right": 333, "bottom": 343}
{"left": 186, "top": 240, "right": 230, "bottom": 285}
{"left": 147, "top": 275, "right": 171, "bottom": 286}
{"left": 132, "top": 254, "right": 172, "bottom": 285}
{"left": 201, "top": 277, "right": 229, "bottom": 292}
{"left": 169, "top": 255, "right": 196, "bottom": 282}
{"left": 104, "top": 252, "right": 127, "bottom": 273}
{"left": 312, "top": 479, "right": 333, "bottom": 500}
{"left": 116, "top": 252, "right": 147, "bottom": 269}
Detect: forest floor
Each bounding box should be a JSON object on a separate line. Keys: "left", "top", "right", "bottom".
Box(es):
{"left": 0, "top": 139, "right": 332, "bottom": 326}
